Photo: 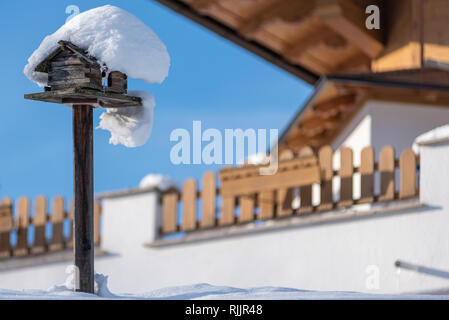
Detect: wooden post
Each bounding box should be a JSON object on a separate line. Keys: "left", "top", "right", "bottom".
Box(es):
{"left": 72, "top": 105, "right": 94, "bottom": 293}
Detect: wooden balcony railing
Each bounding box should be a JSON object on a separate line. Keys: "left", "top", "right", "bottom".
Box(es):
{"left": 0, "top": 196, "right": 101, "bottom": 259}
{"left": 161, "top": 145, "right": 419, "bottom": 235}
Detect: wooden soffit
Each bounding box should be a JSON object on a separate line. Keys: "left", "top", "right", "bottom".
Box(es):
{"left": 278, "top": 66, "right": 449, "bottom": 153}
{"left": 155, "top": 0, "right": 386, "bottom": 84}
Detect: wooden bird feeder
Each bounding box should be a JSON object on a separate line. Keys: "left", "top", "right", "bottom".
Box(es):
{"left": 24, "top": 40, "right": 142, "bottom": 294}
{"left": 25, "top": 40, "right": 140, "bottom": 108}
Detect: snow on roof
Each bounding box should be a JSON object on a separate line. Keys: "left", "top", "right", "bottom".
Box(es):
{"left": 24, "top": 5, "right": 170, "bottom": 87}
{"left": 414, "top": 124, "right": 449, "bottom": 146}
{"left": 139, "top": 174, "right": 180, "bottom": 191}
{"left": 413, "top": 124, "right": 449, "bottom": 153}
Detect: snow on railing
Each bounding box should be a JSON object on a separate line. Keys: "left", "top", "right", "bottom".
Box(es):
{"left": 160, "top": 145, "right": 419, "bottom": 236}
{"left": 0, "top": 197, "right": 101, "bottom": 259}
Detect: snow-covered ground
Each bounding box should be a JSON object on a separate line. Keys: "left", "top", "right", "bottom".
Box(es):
{"left": 0, "top": 283, "right": 448, "bottom": 300}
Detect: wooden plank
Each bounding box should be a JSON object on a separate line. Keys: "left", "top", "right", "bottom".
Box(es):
{"left": 162, "top": 192, "right": 179, "bottom": 234}
{"left": 0, "top": 198, "right": 13, "bottom": 258}
{"left": 277, "top": 188, "right": 294, "bottom": 217}
{"left": 318, "top": 145, "right": 334, "bottom": 211}
{"left": 313, "top": 94, "right": 356, "bottom": 118}
{"left": 200, "top": 172, "right": 216, "bottom": 228}
{"left": 379, "top": 146, "right": 396, "bottom": 201}
{"left": 24, "top": 87, "right": 142, "bottom": 108}
{"left": 219, "top": 155, "right": 317, "bottom": 180}
{"left": 0, "top": 200, "right": 13, "bottom": 232}
{"left": 50, "top": 58, "right": 85, "bottom": 68}
{"left": 94, "top": 200, "right": 102, "bottom": 245}
{"left": 181, "top": 179, "right": 197, "bottom": 231}
{"left": 49, "top": 196, "right": 65, "bottom": 251}
{"left": 73, "top": 105, "right": 94, "bottom": 293}
{"left": 14, "top": 197, "right": 30, "bottom": 256}
{"left": 277, "top": 149, "right": 295, "bottom": 217}
{"left": 315, "top": 0, "right": 384, "bottom": 58}
{"left": 51, "top": 78, "right": 102, "bottom": 91}
{"left": 297, "top": 146, "right": 314, "bottom": 214}
{"left": 219, "top": 196, "right": 235, "bottom": 226}
{"left": 258, "top": 191, "right": 275, "bottom": 219}
{"left": 298, "top": 185, "right": 313, "bottom": 214}
{"left": 238, "top": 194, "right": 255, "bottom": 223}
{"left": 50, "top": 65, "right": 101, "bottom": 75}
{"left": 220, "top": 165, "right": 320, "bottom": 197}
{"left": 399, "top": 149, "right": 417, "bottom": 199}
{"left": 239, "top": 0, "right": 315, "bottom": 38}
{"left": 31, "top": 195, "right": 47, "bottom": 254}
{"left": 49, "top": 66, "right": 91, "bottom": 79}
{"left": 338, "top": 147, "right": 353, "bottom": 207}
{"left": 284, "top": 24, "right": 337, "bottom": 62}
{"left": 359, "top": 146, "right": 374, "bottom": 203}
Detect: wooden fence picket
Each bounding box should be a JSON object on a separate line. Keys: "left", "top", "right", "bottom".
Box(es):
{"left": 298, "top": 186, "right": 313, "bottom": 214}
{"left": 181, "top": 179, "right": 197, "bottom": 231}
{"left": 297, "top": 146, "right": 314, "bottom": 214}
{"left": 31, "top": 196, "right": 47, "bottom": 254}
{"left": 399, "top": 149, "right": 417, "bottom": 199}
{"left": 0, "top": 198, "right": 13, "bottom": 258}
{"left": 162, "top": 191, "right": 178, "bottom": 234}
{"left": 339, "top": 147, "right": 353, "bottom": 207}
{"left": 318, "top": 146, "right": 333, "bottom": 211}
{"left": 14, "top": 197, "right": 30, "bottom": 256}
{"left": 200, "top": 172, "right": 216, "bottom": 228}
{"left": 258, "top": 190, "right": 274, "bottom": 219}
{"left": 276, "top": 149, "right": 295, "bottom": 217}
{"left": 359, "top": 146, "right": 374, "bottom": 203}
{"left": 219, "top": 195, "right": 235, "bottom": 226}
{"left": 238, "top": 194, "right": 255, "bottom": 223}
{"left": 50, "top": 196, "right": 65, "bottom": 251}
{"left": 379, "top": 146, "right": 395, "bottom": 201}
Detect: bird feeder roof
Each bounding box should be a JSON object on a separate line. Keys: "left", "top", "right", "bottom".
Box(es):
{"left": 34, "top": 40, "right": 99, "bottom": 73}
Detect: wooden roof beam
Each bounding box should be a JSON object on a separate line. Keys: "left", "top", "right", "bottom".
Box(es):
{"left": 313, "top": 93, "right": 357, "bottom": 118}
{"left": 283, "top": 25, "right": 340, "bottom": 62}
{"left": 185, "top": 0, "right": 217, "bottom": 13}
{"left": 239, "top": 0, "right": 316, "bottom": 38}
{"left": 315, "top": 0, "right": 384, "bottom": 59}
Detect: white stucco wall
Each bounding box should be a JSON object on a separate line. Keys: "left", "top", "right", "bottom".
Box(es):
{"left": 332, "top": 100, "right": 449, "bottom": 164}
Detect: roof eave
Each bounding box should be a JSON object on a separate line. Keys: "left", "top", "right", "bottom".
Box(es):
{"left": 153, "top": 0, "right": 319, "bottom": 85}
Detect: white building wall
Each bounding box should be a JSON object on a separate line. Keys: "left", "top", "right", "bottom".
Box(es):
{"left": 332, "top": 100, "right": 449, "bottom": 163}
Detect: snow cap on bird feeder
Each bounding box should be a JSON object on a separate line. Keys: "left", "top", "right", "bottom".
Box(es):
{"left": 24, "top": 5, "right": 170, "bottom": 147}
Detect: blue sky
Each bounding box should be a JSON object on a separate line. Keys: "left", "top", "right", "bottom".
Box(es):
{"left": 0, "top": 0, "right": 312, "bottom": 203}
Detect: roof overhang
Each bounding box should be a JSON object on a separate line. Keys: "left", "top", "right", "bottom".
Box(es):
{"left": 153, "top": 0, "right": 387, "bottom": 84}
{"left": 278, "top": 67, "right": 449, "bottom": 152}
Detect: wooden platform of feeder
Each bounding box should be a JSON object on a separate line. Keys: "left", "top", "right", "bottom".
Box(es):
{"left": 24, "top": 87, "right": 142, "bottom": 108}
